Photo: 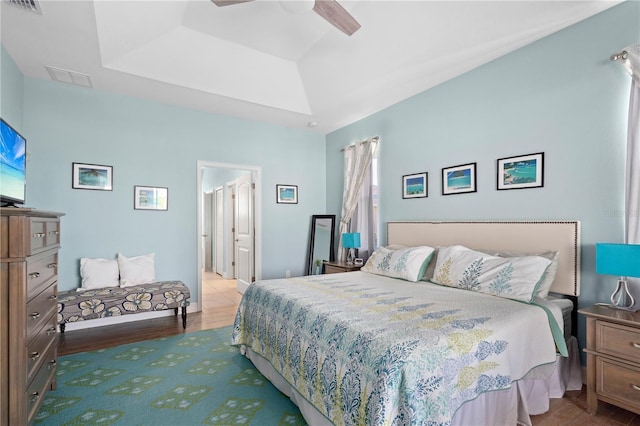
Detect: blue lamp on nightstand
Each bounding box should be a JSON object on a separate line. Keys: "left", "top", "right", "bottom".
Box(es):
{"left": 342, "top": 232, "right": 361, "bottom": 265}
{"left": 596, "top": 243, "right": 640, "bottom": 311}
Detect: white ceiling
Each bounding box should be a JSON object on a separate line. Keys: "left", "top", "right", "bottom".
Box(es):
{"left": 1, "top": 0, "right": 621, "bottom": 134}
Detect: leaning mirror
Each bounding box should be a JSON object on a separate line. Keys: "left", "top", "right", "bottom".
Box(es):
{"left": 306, "top": 215, "right": 336, "bottom": 275}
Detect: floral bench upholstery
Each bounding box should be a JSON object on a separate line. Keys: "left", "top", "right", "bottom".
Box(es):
{"left": 57, "top": 281, "right": 191, "bottom": 332}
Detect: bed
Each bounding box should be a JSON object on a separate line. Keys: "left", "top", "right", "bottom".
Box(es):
{"left": 232, "top": 221, "right": 583, "bottom": 425}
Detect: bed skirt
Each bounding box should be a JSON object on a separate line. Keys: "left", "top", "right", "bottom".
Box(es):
{"left": 240, "top": 336, "right": 582, "bottom": 426}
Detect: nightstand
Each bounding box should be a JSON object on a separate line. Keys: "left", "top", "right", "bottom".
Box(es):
{"left": 579, "top": 305, "right": 640, "bottom": 416}
{"left": 323, "top": 260, "right": 362, "bottom": 274}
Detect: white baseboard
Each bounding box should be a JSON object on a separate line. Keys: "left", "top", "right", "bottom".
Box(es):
{"left": 59, "top": 303, "right": 201, "bottom": 332}
{"left": 237, "top": 280, "right": 249, "bottom": 294}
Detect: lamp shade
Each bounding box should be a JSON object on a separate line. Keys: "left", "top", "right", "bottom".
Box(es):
{"left": 342, "top": 232, "right": 361, "bottom": 249}
{"left": 596, "top": 243, "right": 640, "bottom": 278}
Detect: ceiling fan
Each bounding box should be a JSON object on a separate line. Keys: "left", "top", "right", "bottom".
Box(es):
{"left": 211, "top": 0, "right": 361, "bottom": 36}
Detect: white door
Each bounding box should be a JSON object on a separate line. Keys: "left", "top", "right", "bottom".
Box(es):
{"left": 215, "top": 187, "right": 224, "bottom": 275}
{"left": 235, "top": 173, "right": 254, "bottom": 288}
{"left": 203, "top": 191, "right": 213, "bottom": 272}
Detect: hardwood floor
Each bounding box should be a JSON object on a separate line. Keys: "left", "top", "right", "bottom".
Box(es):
{"left": 57, "top": 276, "right": 639, "bottom": 425}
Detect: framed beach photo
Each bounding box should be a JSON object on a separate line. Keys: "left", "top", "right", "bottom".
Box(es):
{"left": 134, "top": 186, "right": 168, "bottom": 210}
{"left": 72, "top": 162, "right": 113, "bottom": 191}
{"left": 402, "top": 172, "right": 428, "bottom": 199}
{"left": 442, "top": 163, "right": 477, "bottom": 195}
{"left": 497, "top": 152, "right": 544, "bottom": 190}
{"left": 276, "top": 184, "right": 298, "bottom": 204}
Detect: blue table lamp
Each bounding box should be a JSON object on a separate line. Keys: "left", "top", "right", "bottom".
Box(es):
{"left": 595, "top": 243, "right": 640, "bottom": 311}
{"left": 342, "top": 232, "right": 361, "bottom": 265}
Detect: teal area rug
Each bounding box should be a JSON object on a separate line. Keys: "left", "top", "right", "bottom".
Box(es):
{"left": 35, "top": 326, "right": 306, "bottom": 425}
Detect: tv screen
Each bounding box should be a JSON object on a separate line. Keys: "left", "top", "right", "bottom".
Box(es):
{"left": 0, "top": 118, "right": 27, "bottom": 206}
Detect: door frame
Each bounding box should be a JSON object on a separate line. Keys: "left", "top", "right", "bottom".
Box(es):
{"left": 196, "top": 160, "right": 262, "bottom": 308}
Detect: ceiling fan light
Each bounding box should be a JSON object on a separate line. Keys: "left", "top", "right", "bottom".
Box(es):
{"left": 279, "top": 0, "right": 314, "bottom": 14}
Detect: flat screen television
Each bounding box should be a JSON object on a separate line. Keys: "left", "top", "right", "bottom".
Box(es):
{"left": 0, "top": 118, "right": 27, "bottom": 206}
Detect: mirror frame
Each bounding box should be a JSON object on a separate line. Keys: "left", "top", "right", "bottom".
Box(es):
{"left": 306, "top": 214, "right": 336, "bottom": 275}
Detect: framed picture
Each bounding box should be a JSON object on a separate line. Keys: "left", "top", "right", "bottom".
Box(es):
{"left": 134, "top": 186, "right": 168, "bottom": 210}
{"left": 497, "top": 152, "right": 544, "bottom": 190}
{"left": 276, "top": 184, "right": 298, "bottom": 204}
{"left": 442, "top": 162, "right": 477, "bottom": 195}
{"left": 72, "top": 162, "right": 113, "bottom": 191}
{"left": 402, "top": 172, "right": 427, "bottom": 199}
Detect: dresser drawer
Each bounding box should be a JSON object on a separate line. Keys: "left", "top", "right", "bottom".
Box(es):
{"left": 29, "top": 217, "right": 60, "bottom": 255}
{"left": 26, "top": 251, "right": 58, "bottom": 302}
{"left": 596, "top": 320, "right": 640, "bottom": 363}
{"left": 26, "top": 282, "right": 57, "bottom": 342}
{"left": 25, "top": 345, "right": 57, "bottom": 423}
{"left": 26, "top": 312, "right": 57, "bottom": 384}
{"left": 597, "top": 357, "right": 640, "bottom": 412}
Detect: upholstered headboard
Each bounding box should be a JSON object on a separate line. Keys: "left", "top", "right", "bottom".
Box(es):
{"left": 387, "top": 221, "right": 581, "bottom": 297}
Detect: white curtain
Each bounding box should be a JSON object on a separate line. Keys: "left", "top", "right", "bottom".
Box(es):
{"left": 338, "top": 136, "right": 379, "bottom": 262}
{"left": 350, "top": 161, "right": 375, "bottom": 261}
{"left": 617, "top": 44, "right": 640, "bottom": 309}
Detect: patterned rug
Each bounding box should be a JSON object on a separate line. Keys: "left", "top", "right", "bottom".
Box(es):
{"left": 35, "top": 326, "right": 306, "bottom": 425}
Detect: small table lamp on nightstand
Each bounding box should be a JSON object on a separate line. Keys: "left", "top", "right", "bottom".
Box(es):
{"left": 595, "top": 242, "right": 640, "bottom": 311}
{"left": 342, "top": 232, "right": 361, "bottom": 265}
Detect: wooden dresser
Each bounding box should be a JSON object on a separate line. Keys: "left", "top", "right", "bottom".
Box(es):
{"left": 1, "top": 208, "right": 64, "bottom": 425}
{"left": 579, "top": 304, "right": 640, "bottom": 416}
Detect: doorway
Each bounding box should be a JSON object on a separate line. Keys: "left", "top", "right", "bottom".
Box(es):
{"left": 196, "top": 160, "right": 262, "bottom": 313}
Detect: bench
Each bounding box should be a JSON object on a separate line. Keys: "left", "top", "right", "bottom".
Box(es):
{"left": 57, "top": 281, "right": 191, "bottom": 333}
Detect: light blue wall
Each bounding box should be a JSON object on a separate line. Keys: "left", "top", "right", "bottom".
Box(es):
{"left": 18, "top": 77, "right": 326, "bottom": 300}
{"left": 1, "top": 46, "right": 23, "bottom": 128}
{"left": 326, "top": 1, "right": 639, "bottom": 358}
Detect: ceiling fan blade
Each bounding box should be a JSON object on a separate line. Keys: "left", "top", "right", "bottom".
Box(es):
{"left": 211, "top": 0, "right": 254, "bottom": 7}
{"left": 313, "top": 0, "right": 361, "bottom": 36}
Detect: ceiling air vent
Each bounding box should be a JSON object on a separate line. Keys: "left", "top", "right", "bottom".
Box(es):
{"left": 45, "top": 66, "right": 93, "bottom": 88}
{"left": 4, "top": 0, "right": 41, "bottom": 14}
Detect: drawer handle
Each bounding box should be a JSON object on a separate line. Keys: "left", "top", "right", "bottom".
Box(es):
{"left": 49, "top": 231, "right": 59, "bottom": 235}
{"left": 30, "top": 392, "right": 39, "bottom": 402}
{"left": 633, "top": 342, "right": 640, "bottom": 349}
{"left": 29, "top": 272, "right": 40, "bottom": 279}
{"left": 30, "top": 352, "right": 40, "bottom": 361}
{"left": 48, "top": 359, "right": 57, "bottom": 370}
{"left": 47, "top": 263, "right": 58, "bottom": 269}
{"left": 47, "top": 327, "right": 56, "bottom": 336}
{"left": 32, "top": 232, "right": 45, "bottom": 238}
{"left": 29, "top": 312, "right": 40, "bottom": 320}
{"left": 633, "top": 384, "right": 640, "bottom": 391}
{"left": 49, "top": 295, "right": 58, "bottom": 301}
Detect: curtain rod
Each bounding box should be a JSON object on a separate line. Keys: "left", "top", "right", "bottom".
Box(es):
{"left": 611, "top": 50, "right": 628, "bottom": 61}
{"left": 341, "top": 136, "right": 379, "bottom": 152}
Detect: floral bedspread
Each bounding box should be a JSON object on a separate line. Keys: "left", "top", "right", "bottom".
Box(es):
{"left": 57, "top": 281, "right": 190, "bottom": 325}
{"left": 232, "top": 272, "right": 561, "bottom": 425}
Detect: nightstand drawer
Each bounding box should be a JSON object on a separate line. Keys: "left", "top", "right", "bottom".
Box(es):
{"left": 597, "top": 357, "right": 640, "bottom": 412}
{"left": 596, "top": 320, "right": 640, "bottom": 363}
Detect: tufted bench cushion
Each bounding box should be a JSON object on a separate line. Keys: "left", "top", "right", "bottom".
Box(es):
{"left": 57, "top": 280, "right": 191, "bottom": 332}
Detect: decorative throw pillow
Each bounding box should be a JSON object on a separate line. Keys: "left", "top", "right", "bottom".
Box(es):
{"left": 118, "top": 253, "right": 156, "bottom": 287}
{"left": 431, "top": 245, "right": 551, "bottom": 303}
{"left": 79, "top": 258, "right": 120, "bottom": 291}
{"left": 361, "top": 245, "right": 435, "bottom": 282}
{"left": 483, "top": 250, "right": 559, "bottom": 298}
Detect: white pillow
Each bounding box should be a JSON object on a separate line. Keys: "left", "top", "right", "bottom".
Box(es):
{"left": 361, "top": 245, "right": 435, "bottom": 282}
{"left": 482, "top": 250, "right": 559, "bottom": 298}
{"left": 117, "top": 253, "right": 156, "bottom": 287}
{"left": 79, "top": 258, "right": 120, "bottom": 291}
{"left": 431, "top": 245, "right": 551, "bottom": 303}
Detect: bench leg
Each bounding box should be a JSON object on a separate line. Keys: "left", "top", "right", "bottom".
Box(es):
{"left": 60, "top": 323, "right": 65, "bottom": 333}
{"left": 181, "top": 307, "right": 187, "bottom": 329}
{"left": 174, "top": 307, "right": 178, "bottom": 316}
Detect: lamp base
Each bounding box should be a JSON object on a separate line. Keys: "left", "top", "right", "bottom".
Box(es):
{"left": 346, "top": 248, "right": 355, "bottom": 266}
{"left": 606, "top": 279, "right": 637, "bottom": 311}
